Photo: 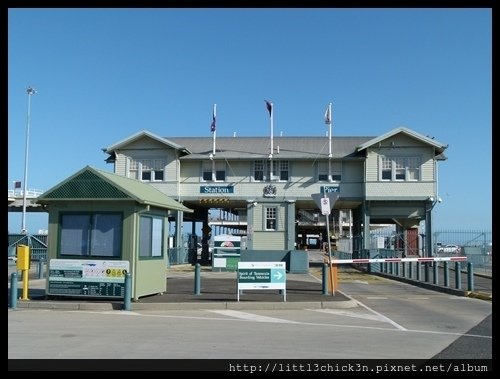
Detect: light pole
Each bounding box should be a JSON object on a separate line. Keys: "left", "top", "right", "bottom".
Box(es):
{"left": 21, "top": 86, "right": 37, "bottom": 234}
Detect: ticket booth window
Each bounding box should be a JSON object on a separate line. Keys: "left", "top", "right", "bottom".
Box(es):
{"left": 59, "top": 213, "right": 122, "bottom": 258}
{"left": 139, "top": 215, "right": 164, "bottom": 258}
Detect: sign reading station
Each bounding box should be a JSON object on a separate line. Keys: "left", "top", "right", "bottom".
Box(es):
{"left": 200, "top": 186, "right": 234, "bottom": 194}
{"left": 48, "top": 259, "right": 130, "bottom": 298}
{"left": 237, "top": 261, "right": 286, "bottom": 301}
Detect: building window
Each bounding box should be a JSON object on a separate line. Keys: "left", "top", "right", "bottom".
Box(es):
{"left": 129, "top": 159, "right": 165, "bottom": 182}
{"left": 202, "top": 161, "right": 226, "bottom": 182}
{"left": 139, "top": 215, "right": 164, "bottom": 258}
{"left": 318, "top": 161, "right": 342, "bottom": 181}
{"left": 265, "top": 207, "right": 277, "bottom": 230}
{"left": 59, "top": 213, "right": 122, "bottom": 258}
{"left": 380, "top": 156, "right": 420, "bottom": 181}
{"left": 253, "top": 160, "right": 289, "bottom": 181}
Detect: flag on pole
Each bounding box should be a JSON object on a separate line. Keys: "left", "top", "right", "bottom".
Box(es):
{"left": 210, "top": 104, "right": 217, "bottom": 132}
{"left": 324, "top": 104, "right": 331, "bottom": 125}
{"left": 14, "top": 181, "right": 21, "bottom": 189}
{"left": 265, "top": 100, "right": 273, "bottom": 117}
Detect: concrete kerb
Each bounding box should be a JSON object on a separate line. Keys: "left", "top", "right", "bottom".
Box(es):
{"left": 12, "top": 299, "right": 358, "bottom": 311}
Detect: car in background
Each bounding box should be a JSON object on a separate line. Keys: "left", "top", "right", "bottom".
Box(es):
{"left": 436, "top": 244, "right": 460, "bottom": 254}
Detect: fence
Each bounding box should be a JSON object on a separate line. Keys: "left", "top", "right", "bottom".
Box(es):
{"left": 8, "top": 234, "right": 48, "bottom": 261}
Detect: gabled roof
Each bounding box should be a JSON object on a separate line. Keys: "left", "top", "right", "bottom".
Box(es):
{"left": 36, "top": 166, "right": 193, "bottom": 213}
{"left": 102, "top": 130, "right": 191, "bottom": 155}
{"left": 168, "top": 136, "right": 371, "bottom": 160}
{"left": 356, "top": 127, "right": 448, "bottom": 155}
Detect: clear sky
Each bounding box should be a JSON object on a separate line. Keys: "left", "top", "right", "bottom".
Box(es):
{"left": 8, "top": 8, "right": 492, "bottom": 234}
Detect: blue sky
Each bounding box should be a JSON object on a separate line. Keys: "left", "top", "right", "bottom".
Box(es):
{"left": 8, "top": 8, "right": 492, "bottom": 233}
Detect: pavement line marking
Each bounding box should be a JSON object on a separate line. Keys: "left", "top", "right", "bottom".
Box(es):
{"left": 366, "top": 296, "right": 388, "bottom": 299}
{"left": 406, "top": 297, "right": 430, "bottom": 300}
{"left": 63, "top": 310, "right": 491, "bottom": 338}
{"left": 338, "top": 290, "right": 408, "bottom": 331}
{"left": 209, "top": 310, "right": 300, "bottom": 324}
{"left": 309, "top": 308, "right": 387, "bottom": 322}
{"left": 353, "top": 280, "right": 369, "bottom": 284}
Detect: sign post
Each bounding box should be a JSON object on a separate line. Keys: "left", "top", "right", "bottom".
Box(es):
{"left": 311, "top": 192, "right": 339, "bottom": 295}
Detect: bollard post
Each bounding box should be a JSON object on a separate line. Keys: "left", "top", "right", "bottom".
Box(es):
{"left": 38, "top": 259, "right": 44, "bottom": 279}
{"left": 455, "top": 262, "right": 462, "bottom": 290}
{"left": 433, "top": 262, "right": 438, "bottom": 285}
{"left": 194, "top": 263, "right": 201, "bottom": 295}
{"left": 444, "top": 261, "right": 449, "bottom": 287}
{"left": 123, "top": 273, "right": 131, "bottom": 311}
{"left": 424, "top": 262, "right": 430, "bottom": 282}
{"left": 322, "top": 263, "right": 328, "bottom": 295}
{"left": 467, "top": 262, "right": 474, "bottom": 291}
{"left": 10, "top": 273, "right": 18, "bottom": 309}
{"left": 416, "top": 262, "right": 421, "bottom": 281}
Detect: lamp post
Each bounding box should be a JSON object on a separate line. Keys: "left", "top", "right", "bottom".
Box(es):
{"left": 21, "top": 86, "right": 37, "bottom": 234}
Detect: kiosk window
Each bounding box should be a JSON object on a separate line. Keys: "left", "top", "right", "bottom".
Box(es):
{"left": 60, "top": 213, "right": 122, "bottom": 258}
{"left": 139, "top": 216, "right": 164, "bottom": 258}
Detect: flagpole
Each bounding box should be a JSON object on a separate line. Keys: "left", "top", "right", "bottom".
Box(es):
{"left": 212, "top": 104, "right": 217, "bottom": 156}
{"left": 328, "top": 102, "right": 332, "bottom": 158}
{"left": 270, "top": 104, "right": 274, "bottom": 158}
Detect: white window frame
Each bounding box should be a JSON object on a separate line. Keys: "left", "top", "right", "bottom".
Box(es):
{"left": 265, "top": 206, "right": 277, "bottom": 231}
{"left": 318, "top": 161, "right": 342, "bottom": 182}
{"left": 380, "top": 156, "right": 420, "bottom": 182}
{"left": 129, "top": 159, "right": 165, "bottom": 182}
{"left": 253, "top": 160, "right": 289, "bottom": 182}
{"left": 201, "top": 161, "right": 226, "bottom": 182}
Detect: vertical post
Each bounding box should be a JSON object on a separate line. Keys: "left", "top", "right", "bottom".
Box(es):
{"left": 433, "top": 262, "right": 438, "bottom": 285}
{"left": 21, "top": 86, "right": 37, "bottom": 234}
{"left": 123, "top": 273, "right": 131, "bottom": 311}
{"left": 194, "top": 263, "right": 201, "bottom": 295}
{"left": 444, "top": 261, "right": 449, "bottom": 287}
{"left": 322, "top": 263, "right": 328, "bottom": 295}
{"left": 455, "top": 262, "right": 462, "bottom": 290}
{"left": 408, "top": 262, "right": 413, "bottom": 279}
{"left": 401, "top": 262, "right": 405, "bottom": 278}
{"left": 467, "top": 262, "right": 474, "bottom": 291}
{"left": 21, "top": 269, "right": 29, "bottom": 300}
{"left": 395, "top": 262, "right": 399, "bottom": 276}
{"left": 416, "top": 262, "right": 421, "bottom": 281}
{"left": 10, "top": 273, "right": 18, "bottom": 309}
{"left": 389, "top": 262, "right": 393, "bottom": 275}
{"left": 38, "top": 259, "right": 44, "bottom": 279}
{"left": 424, "top": 262, "right": 430, "bottom": 282}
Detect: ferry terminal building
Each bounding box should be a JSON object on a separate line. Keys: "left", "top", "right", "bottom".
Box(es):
{"left": 103, "top": 126, "right": 447, "bottom": 261}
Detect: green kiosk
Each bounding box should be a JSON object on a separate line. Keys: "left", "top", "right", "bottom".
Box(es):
{"left": 36, "top": 166, "right": 192, "bottom": 301}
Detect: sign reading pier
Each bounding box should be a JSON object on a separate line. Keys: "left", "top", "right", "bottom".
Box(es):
{"left": 237, "top": 261, "right": 286, "bottom": 302}
{"left": 48, "top": 259, "right": 130, "bottom": 298}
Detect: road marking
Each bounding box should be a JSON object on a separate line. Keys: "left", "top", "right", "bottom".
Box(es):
{"left": 366, "top": 296, "right": 388, "bottom": 299}
{"left": 309, "top": 308, "right": 386, "bottom": 322}
{"left": 406, "top": 296, "right": 430, "bottom": 300}
{"left": 353, "top": 280, "right": 369, "bottom": 284}
{"left": 55, "top": 310, "right": 491, "bottom": 339}
{"left": 209, "top": 310, "right": 299, "bottom": 324}
{"left": 339, "top": 290, "right": 407, "bottom": 331}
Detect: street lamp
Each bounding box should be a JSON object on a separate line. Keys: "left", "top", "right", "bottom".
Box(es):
{"left": 21, "top": 86, "right": 37, "bottom": 234}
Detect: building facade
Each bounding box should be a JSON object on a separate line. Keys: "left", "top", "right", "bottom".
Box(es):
{"left": 103, "top": 127, "right": 447, "bottom": 260}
